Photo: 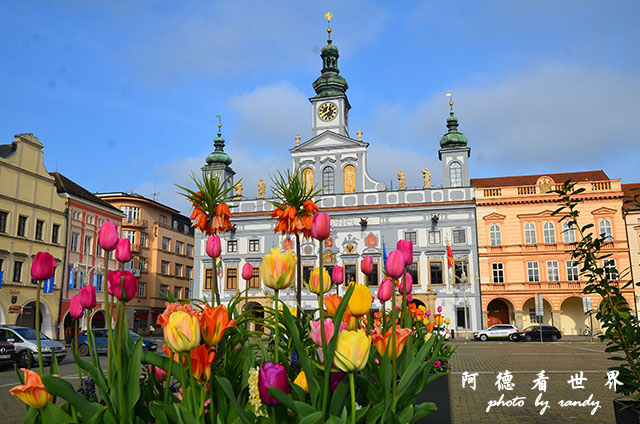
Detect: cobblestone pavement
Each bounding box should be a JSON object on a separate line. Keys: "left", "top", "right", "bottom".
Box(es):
{"left": 449, "top": 338, "right": 621, "bottom": 424}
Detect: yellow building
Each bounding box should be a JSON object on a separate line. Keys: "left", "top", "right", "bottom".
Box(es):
{"left": 0, "top": 134, "right": 66, "bottom": 338}
{"left": 622, "top": 183, "right": 640, "bottom": 315}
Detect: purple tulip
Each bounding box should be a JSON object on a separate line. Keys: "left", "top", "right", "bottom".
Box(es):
{"left": 311, "top": 213, "right": 331, "bottom": 241}
{"left": 386, "top": 250, "right": 405, "bottom": 279}
{"left": 79, "top": 285, "right": 97, "bottom": 309}
{"left": 399, "top": 272, "right": 413, "bottom": 294}
{"left": 30, "top": 252, "right": 56, "bottom": 281}
{"left": 107, "top": 270, "right": 137, "bottom": 302}
{"left": 242, "top": 263, "right": 254, "bottom": 280}
{"left": 331, "top": 265, "right": 344, "bottom": 285}
{"left": 206, "top": 235, "right": 221, "bottom": 258}
{"left": 69, "top": 295, "right": 84, "bottom": 319}
{"left": 377, "top": 278, "right": 393, "bottom": 302}
{"left": 329, "top": 369, "right": 346, "bottom": 392}
{"left": 396, "top": 239, "right": 414, "bottom": 266}
{"left": 361, "top": 256, "right": 374, "bottom": 275}
{"left": 115, "top": 238, "right": 132, "bottom": 263}
{"left": 98, "top": 221, "right": 119, "bottom": 251}
{"left": 258, "top": 361, "right": 289, "bottom": 406}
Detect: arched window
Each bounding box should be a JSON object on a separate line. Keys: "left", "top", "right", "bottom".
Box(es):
{"left": 524, "top": 223, "right": 536, "bottom": 245}
{"left": 449, "top": 162, "right": 462, "bottom": 187}
{"left": 302, "top": 168, "right": 314, "bottom": 193}
{"left": 322, "top": 167, "right": 334, "bottom": 194}
{"left": 562, "top": 221, "right": 576, "bottom": 243}
{"left": 543, "top": 222, "right": 556, "bottom": 244}
{"left": 343, "top": 165, "right": 356, "bottom": 193}
{"left": 489, "top": 224, "right": 501, "bottom": 246}
{"left": 599, "top": 219, "right": 613, "bottom": 241}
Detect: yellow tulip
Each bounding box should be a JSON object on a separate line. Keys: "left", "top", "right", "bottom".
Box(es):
{"left": 306, "top": 267, "right": 332, "bottom": 295}
{"left": 9, "top": 369, "right": 52, "bottom": 408}
{"left": 444, "top": 317, "right": 451, "bottom": 325}
{"left": 260, "top": 248, "right": 297, "bottom": 290}
{"left": 293, "top": 371, "right": 309, "bottom": 393}
{"left": 164, "top": 310, "right": 201, "bottom": 352}
{"left": 347, "top": 283, "right": 372, "bottom": 317}
{"left": 334, "top": 329, "right": 371, "bottom": 373}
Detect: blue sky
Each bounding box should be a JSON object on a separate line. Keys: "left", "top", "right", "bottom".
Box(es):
{"left": 2, "top": 1, "right": 639, "bottom": 214}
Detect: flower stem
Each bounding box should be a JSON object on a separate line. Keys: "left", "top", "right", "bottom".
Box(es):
{"left": 382, "top": 302, "right": 386, "bottom": 330}
{"left": 274, "top": 289, "right": 280, "bottom": 364}
{"left": 74, "top": 320, "right": 82, "bottom": 383}
{"left": 212, "top": 257, "right": 220, "bottom": 307}
{"left": 35, "top": 280, "right": 43, "bottom": 375}
{"left": 296, "top": 233, "right": 302, "bottom": 319}
{"left": 390, "top": 279, "right": 397, "bottom": 412}
{"left": 349, "top": 372, "right": 356, "bottom": 424}
{"left": 186, "top": 352, "right": 198, "bottom": 415}
{"left": 103, "top": 253, "right": 114, "bottom": 383}
{"left": 116, "top": 302, "right": 126, "bottom": 422}
{"left": 164, "top": 352, "right": 174, "bottom": 403}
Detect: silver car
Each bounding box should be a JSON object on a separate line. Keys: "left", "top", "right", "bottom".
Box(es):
{"left": 0, "top": 326, "right": 67, "bottom": 368}
{"left": 473, "top": 324, "right": 519, "bottom": 341}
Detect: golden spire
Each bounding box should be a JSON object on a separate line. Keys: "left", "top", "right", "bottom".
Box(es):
{"left": 216, "top": 114, "right": 222, "bottom": 133}
{"left": 446, "top": 93, "right": 453, "bottom": 112}
{"left": 324, "top": 12, "right": 333, "bottom": 39}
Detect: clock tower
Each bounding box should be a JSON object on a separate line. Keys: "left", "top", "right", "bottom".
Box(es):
{"left": 310, "top": 26, "right": 350, "bottom": 137}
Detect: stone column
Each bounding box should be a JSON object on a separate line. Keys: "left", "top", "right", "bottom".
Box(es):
{"left": 514, "top": 310, "right": 524, "bottom": 329}
{"left": 551, "top": 310, "right": 562, "bottom": 329}
{"left": 482, "top": 310, "right": 489, "bottom": 329}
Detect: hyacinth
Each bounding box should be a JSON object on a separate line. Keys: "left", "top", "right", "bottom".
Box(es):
{"left": 248, "top": 366, "right": 267, "bottom": 418}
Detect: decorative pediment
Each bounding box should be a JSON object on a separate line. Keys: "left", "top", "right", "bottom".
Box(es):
{"left": 591, "top": 207, "right": 617, "bottom": 216}
{"left": 516, "top": 210, "right": 556, "bottom": 219}
{"left": 482, "top": 212, "right": 506, "bottom": 221}
{"left": 290, "top": 130, "right": 367, "bottom": 154}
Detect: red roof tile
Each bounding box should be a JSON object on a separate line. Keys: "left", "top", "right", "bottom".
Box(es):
{"left": 622, "top": 183, "right": 640, "bottom": 210}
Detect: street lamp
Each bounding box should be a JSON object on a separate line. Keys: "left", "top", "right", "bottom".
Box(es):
{"left": 454, "top": 266, "right": 471, "bottom": 339}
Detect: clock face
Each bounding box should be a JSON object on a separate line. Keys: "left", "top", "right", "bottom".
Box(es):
{"left": 318, "top": 102, "right": 338, "bottom": 121}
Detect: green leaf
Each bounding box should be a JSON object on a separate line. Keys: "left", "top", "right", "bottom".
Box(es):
{"left": 41, "top": 375, "right": 102, "bottom": 419}
{"left": 85, "top": 408, "right": 108, "bottom": 424}
{"left": 268, "top": 386, "right": 297, "bottom": 413}
{"left": 49, "top": 352, "right": 59, "bottom": 376}
{"left": 23, "top": 407, "right": 38, "bottom": 424}
{"left": 299, "top": 411, "right": 323, "bottom": 424}
{"left": 329, "top": 377, "right": 349, "bottom": 416}
{"left": 215, "top": 376, "right": 254, "bottom": 424}
{"left": 41, "top": 403, "right": 73, "bottom": 423}
{"left": 125, "top": 338, "right": 143, "bottom": 414}
{"left": 355, "top": 404, "right": 371, "bottom": 423}
{"left": 72, "top": 348, "right": 110, "bottom": 403}
{"left": 293, "top": 400, "right": 318, "bottom": 417}
{"left": 410, "top": 402, "right": 437, "bottom": 423}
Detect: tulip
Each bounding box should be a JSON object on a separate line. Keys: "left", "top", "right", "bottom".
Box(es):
{"left": 164, "top": 310, "right": 201, "bottom": 352}
{"left": 399, "top": 272, "right": 413, "bottom": 294}
{"left": 293, "top": 371, "right": 309, "bottom": 393}
{"left": 69, "top": 295, "right": 84, "bottom": 319}
{"left": 437, "top": 305, "right": 443, "bottom": 313}
{"left": 78, "top": 285, "right": 96, "bottom": 309}
{"left": 260, "top": 247, "right": 297, "bottom": 290}
{"left": 309, "top": 318, "right": 336, "bottom": 346}
{"left": 329, "top": 369, "right": 346, "bottom": 392}
{"left": 107, "top": 270, "right": 137, "bottom": 302}
{"left": 148, "top": 364, "right": 168, "bottom": 382}
{"left": 347, "top": 283, "right": 372, "bottom": 317}
{"left": 242, "top": 263, "right": 254, "bottom": 280}
{"left": 377, "top": 278, "right": 392, "bottom": 302}
{"left": 334, "top": 330, "right": 371, "bottom": 373}
{"left": 190, "top": 344, "right": 216, "bottom": 382}
{"left": 199, "top": 304, "right": 236, "bottom": 346}
{"left": 371, "top": 325, "right": 412, "bottom": 359}
{"left": 157, "top": 302, "right": 195, "bottom": 329}
{"left": 385, "top": 250, "right": 405, "bottom": 279}
{"left": 258, "top": 361, "right": 289, "bottom": 406}
{"left": 343, "top": 311, "right": 358, "bottom": 330}
{"left": 426, "top": 309, "right": 431, "bottom": 317}
{"left": 324, "top": 293, "right": 341, "bottom": 317}
{"left": 445, "top": 317, "right": 451, "bottom": 325}
{"left": 9, "top": 369, "right": 53, "bottom": 408}
{"left": 307, "top": 267, "right": 332, "bottom": 295}
{"left": 360, "top": 256, "right": 373, "bottom": 275}
{"left": 98, "top": 220, "right": 119, "bottom": 251}
{"left": 311, "top": 213, "right": 331, "bottom": 240}
{"left": 115, "top": 238, "right": 132, "bottom": 263}
{"left": 206, "top": 235, "right": 221, "bottom": 258}
{"left": 30, "top": 252, "right": 55, "bottom": 281}
{"left": 331, "top": 265, "right": 344, "bottom": 285}
{"left": 396, "top": 240, "right": 414, "bottom": 266}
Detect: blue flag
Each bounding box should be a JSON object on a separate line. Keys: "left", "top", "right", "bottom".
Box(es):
{"left": 93, "top": 274, "right": 98, "bottom": 288}
{"left": 0, "top": 270, "right": 3, "bottom": 290}
{"left": 382, "top": 238, "right": 388, "bottom": 270}
{"left": 68, "top": 265, "right": 74, "bottom": 289}
{"left": 43, "top": 277, "right": 54, "bottom": 294}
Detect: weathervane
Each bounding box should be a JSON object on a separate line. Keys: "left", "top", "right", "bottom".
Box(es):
{"left": 446, "top": 92, "right": 454, "bottom": 112}
{"left": 325, "top": 12, "right": 333, "bottom": 39}
{"left": 216, "top": 114, "right": 222, "bottom": 133}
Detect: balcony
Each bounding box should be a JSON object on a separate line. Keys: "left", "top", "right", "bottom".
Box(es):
{"left": 122, "top": 218, "right": 148, "bottom": 228}
{"left": 130, "top": 243, "right": 142, "bottom": 253}
{"left": 483, "top": 280, "right": 586, "bottom": 292}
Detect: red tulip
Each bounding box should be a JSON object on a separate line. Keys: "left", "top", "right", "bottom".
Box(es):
{"left": 311, "top": 213, "right": 331, "bottom": 241}
{"left": 69, "top": 295, "right": 84, "bottom": 319}
{"left": 331, "top": 265, "right": 344, "bottom": 285}
{"left": 206, "top": 235, "right": 221, "bottom": 258}
{"left": 79, "top": 285, "right": 96, "bottom": 309}
{"left": 396, "top": 240, "right": 414, "bottom": 266}
{"left": 386, "top": 250, "right": 405, "bottom": 279}
{"left": 98, "top": 221, "right": 119, "bottom": 251}
{"left": 242, "top": 263, "right": 253, "bottom": 280}
{"left": 107, "top": 270, "right": 137, "bottom": 302}
{"left": 258, "top": 361, "right": 289, "bottom": 406}
{"left": 115, "top": 238, "right": 132, "bottom": 263}
{"left": 377, "top": 278, "right": 392, "bottom": 302}
{"left": 148, "top": 364, "right": 167, "bottom": 383}
{"left": 399, "top": 272, "right": 413, "bottom": 294}
{"left": 30, "top": 252, "right": 56, "bottom": 281}
{"left": 361, "top": 256, "right": 374, "bottom": 275}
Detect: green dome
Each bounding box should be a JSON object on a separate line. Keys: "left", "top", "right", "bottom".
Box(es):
{"left": 205, "top": 131, "right": 232, "bottom": 166}
{"left": 312, "top": 38, "right": 348, "bottom": 98}
{"left": 439, "top": 112, "right": 468, "bottom": 149}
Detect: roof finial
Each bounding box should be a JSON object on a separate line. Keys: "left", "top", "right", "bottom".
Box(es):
{"left": 295, "top": 134, "right": 301, "bottom": 146}
{"left": 446, "top": 93, "right": 454, "bottom": 113}
{"left": 216, "top": 114, "right": 222, "bottom": 136}
{"left": 324, "top": 12, "right": 333, "bottom": 42}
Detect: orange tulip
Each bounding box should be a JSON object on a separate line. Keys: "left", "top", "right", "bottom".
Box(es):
{"left": 10, "top": 369, "right": 52, "bottom": 408}
{"left": 157, "top": 302, "right": 195, "bottom": 329}
{"left": 199, "top": 304, "right": 236, "bottom": 346}
{"left": 190, "top": 344, "right": 216, "bottom": 383}
{"left": 324, "top": 293, "right": 341, "bottom": 317}
{"left": 371, "top": 325, "right": 412, "bottom": 360}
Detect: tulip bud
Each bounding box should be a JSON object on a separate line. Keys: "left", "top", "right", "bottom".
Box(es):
{"left": 115, "top": 238, "right": 132, "bottom": 263}
{"left": 377, "top": 278, "right": 392, "bottom": 302}
{"left": 311, "top": 213, "right": 331, "bottom": 241}
{"left": 148, "top": 364, "right": 168, "bottom": 382}
{"left": 331, "top": 265, "right": 344, "bottom": 285}
{"left": 69, "top": 295, "right": 84, "bottom": 319}
{"left": 258, "top": 361, "right": 289, "bottom": 406}
{"left": 107, "top": 270, "right": 138, "bottom": 302}
{"left": 30, "top": 252, "right": 56, "bottom": 281}
{"left": 206, "top": 235, "right": 221, "bottom": 258}
{"left": 309, "top": 318, "right": 336, "bottom": 346}
{"left": 385, "top": 250, "right": 405, "bottom": 279}
{"left": 78, "top": 285, "right": 97, "bottom": 309}
{"left": 361, "top": 256, "right": 373, "bottom": 275}
{"left": 307, "top": 267, "right": 332, "bottom": 295}
{"left": 9, "top": 369, "right": 53, "bottom": 408}
{"left": 334, "top": 330, "right": 371, "bottom": 373}
{"left": 164, "top": 310, "right": 201, "bottom": 352}
{"left": 347, "top": 283, "right": 372, "bottom": 317}
{"left": 396, "top": 240, "right": 414, "bottom": 266}
{"left": 399, "top": 272, "right": 413, "bottom": 294}
{"left": 293, "top": 371, "right": 309, "bottom": 393}
{"left": 437, "top": 305, "right": 443, "bottom": 313}
{"left": 241, "top": 263, "right": 254, "bottom": 280}
{"left": 98, "top": 220, "right": 119, "bottom": 251}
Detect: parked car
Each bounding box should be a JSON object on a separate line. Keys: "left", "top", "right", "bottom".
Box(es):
{"left": 76, "top": 328, "right": 158, "bottom": 356}
{"left": 473, "top": 324, "right": 519, "bottom": 341}
{"left": 0, "top": 325, "right": 66, "bottom": 368}
{"left": 510, "top": 325, "right": 562, "bottom": 342}
{"left": 0, "top": 341, "right": 17, "bottom": 367}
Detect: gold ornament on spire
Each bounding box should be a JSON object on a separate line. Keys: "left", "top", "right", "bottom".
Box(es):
{"left": 325, "top": 12, "right": 333, "bottom": 37}
{"left": 446, "top": 93, "right": 453, "bottom": 112}
{"left": 216, "top": 114, "right": 222, "bottom": 131}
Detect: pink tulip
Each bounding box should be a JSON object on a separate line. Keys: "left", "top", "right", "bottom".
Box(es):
{"left": 242, "top": 263, "right": 254, "bottom": 280}
{"left": 107, "top": 270, "right": 137, "bottom": 302}
{"left": 407, "top": 294, "right": 413, "bottom": 302}
{"left": 309, "top": 318, "right": 336, "bottom": 346}
{"left": 98, "top": 220, "right": 119, "bottom": 251}
{"left": 377, "top": 278, "right": 392, "bottom": 302}
{"left": 331, "top": 265, "right": 344, "bottom": 285}
{"left": 396, "top": 240, "right": 414, "bottom": 266}
{"left": 115, "top": 238, "right": 132, "bottom": 263}
{"left": 361, "top": 256, "right": 374, "bottom": 275}
{"left": 385, "top": 250, "right": 405, "bottom": 279}
{"left": 399, "top": 272, "right": 413, "bottom": 294}
{"left": 427, "top": 309, "right": 431, "bottom": 317}
{"left": 311, "top": 213, "right": 331, "bottom": 241}
{"left": 69, "top": 295, "right": 84, "bottom": 319}
{"left": 206, "top": 235, "right": 221, "bottom": 258}
{"left": 148, "top": 365, "right": 167, "bottom": 382}
{"left": 79, "top": 285, "right": 97, "bottom": 309}
{"left": 437, "top": 305, "right": 442, "bottom": 313}
{"left": 30, "top": 252, "right": 56, "bottom": 281}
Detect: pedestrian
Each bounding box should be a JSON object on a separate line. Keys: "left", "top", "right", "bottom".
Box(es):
{"left": 149, "top": 324, "right": 155, "bottom": 337}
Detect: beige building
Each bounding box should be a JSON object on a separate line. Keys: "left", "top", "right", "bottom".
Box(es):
{"left": 96, "top": 193, "right": 194, "bottom": 334}
{"left": 0, "top": 134, "right": 66, "bottom": 338}
{"left": 622, "top": 183, "right": 640, "bottom": 315}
